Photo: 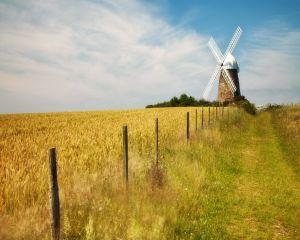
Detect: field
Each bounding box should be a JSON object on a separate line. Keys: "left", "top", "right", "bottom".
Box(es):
{"left": 0, "top": 105, "right": 299, "bottom": 239}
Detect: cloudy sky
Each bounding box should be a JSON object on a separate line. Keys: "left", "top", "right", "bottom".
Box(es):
{"left": 0, "top": 0, "right": 299, "bottom": 113}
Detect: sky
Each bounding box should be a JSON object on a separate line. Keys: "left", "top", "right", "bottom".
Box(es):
{"left": 0, "top": 0, "right": 300, "bottom": 113}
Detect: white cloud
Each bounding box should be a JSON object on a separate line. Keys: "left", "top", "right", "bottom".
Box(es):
{"left": 0, "top": 0, "right": 214, "bottom": 113}
{"left": 239, "top": 24, "right": 300, "bottom": 104}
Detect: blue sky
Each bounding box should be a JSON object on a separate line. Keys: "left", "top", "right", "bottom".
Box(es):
{"left": 0, "top": 0, "right": 300, "bottom": 113}
{"left": 152, "top": 0, "right": 300, "bottom": 29}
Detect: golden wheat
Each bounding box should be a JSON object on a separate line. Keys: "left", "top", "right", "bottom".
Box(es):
{"left": 0, "top": 106, "right": 220, "bottom": 239}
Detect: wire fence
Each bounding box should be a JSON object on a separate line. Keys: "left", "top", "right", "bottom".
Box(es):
{"left": 47, "top": 105, "right": 236, "bottom": 240}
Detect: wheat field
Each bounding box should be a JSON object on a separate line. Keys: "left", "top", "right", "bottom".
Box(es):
{"left": 1, "top": 106, "right": 299, "bottom": 239}
{"left": 0, "top": 107, "right": 219, "bottom": 239}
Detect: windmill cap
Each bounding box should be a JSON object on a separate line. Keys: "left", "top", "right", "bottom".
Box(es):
{"left": 223, "top": 53, "right": 239, "bottom": 72}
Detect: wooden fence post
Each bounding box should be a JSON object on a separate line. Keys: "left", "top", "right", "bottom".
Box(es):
{"left": 48, "top": 148, "right": 60, "bottom": 240}
{"left": 201, "top": 107, "right": 204, "bottom": 129}
{"left": 222, "top": 103, "right": 224, "bottom": 117}
{"left": 227, "top": 106, "right": 230, "bottom": 120}
{"left": 155, "top": 118, "right": 159, "bottom": 167}
{"left": 186, "top": 112, "right": 190, "bottom": 141}
{"left": 208, "top": 107, "right": 211, "bottom": 125}
{"left": 195, "top": 109, "right": 198, "bottom": 131}
{"left": 122, "top": 125, "right": 129, "bottom": 184}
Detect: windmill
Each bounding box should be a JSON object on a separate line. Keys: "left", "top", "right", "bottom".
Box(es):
{"left": 203, "top": 26, "right": 242, "bottom": 102}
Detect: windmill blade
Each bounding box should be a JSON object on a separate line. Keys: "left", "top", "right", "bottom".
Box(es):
{"left": 222, "top": 26, "right": 242, "bottom": 62}
{"left": 222, "top": 26, "right": 242, "bottom": 63}
{"left": 226, "top": 27, "right": 242, "bottom": 56}
{"left": 203, "top": 65, "right": 221, "bottom": 99}
{"left": 208, "top": 37, "right": 223, "bottom": 63}
{"left": 221, "top": 69, "right": 237, "bottom": 94}
{"left": 222, "top": 69, "right": 236, "bottom": 93}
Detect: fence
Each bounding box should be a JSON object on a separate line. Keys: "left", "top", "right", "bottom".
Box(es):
{"left": 47, "top": 105, "right": 235, "bottom": 239}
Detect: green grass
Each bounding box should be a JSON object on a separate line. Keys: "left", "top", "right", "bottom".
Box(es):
{"left": 163, "top": 108, "right": 300, "bottom": 239}
{"left": 224, "top": 110, "right": 300, "bottom": 239}
{"left": 1, "top": 106, "right": 299, "bottom": 239}
{"left": 164, "top": 109, "right": 299, "bottom": 239}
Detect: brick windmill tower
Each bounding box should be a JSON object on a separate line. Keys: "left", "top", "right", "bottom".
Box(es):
{"left": 203, "top": 27, "right": 242, "bottom": 102}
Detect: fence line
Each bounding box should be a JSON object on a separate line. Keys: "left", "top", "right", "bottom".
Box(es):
{"left": 47, "top": 106, "right": 236, "bottom": 237}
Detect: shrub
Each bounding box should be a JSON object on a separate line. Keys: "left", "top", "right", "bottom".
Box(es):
{"left": 234, "top": 96, "right": 257, "bottom": 115}
{"left": 264, "top": 103, "right": 283, "bottom": 111}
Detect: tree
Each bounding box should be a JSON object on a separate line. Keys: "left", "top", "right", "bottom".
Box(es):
{"left": 170, "top": 97, "right": 180, "bottom": 107}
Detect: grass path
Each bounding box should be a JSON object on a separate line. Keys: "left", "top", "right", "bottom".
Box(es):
{"left": 225, "top": 112, "right": 300, "bottom": 239}
{"left": 159, "top": 110, "right": 299, "bottom": 239}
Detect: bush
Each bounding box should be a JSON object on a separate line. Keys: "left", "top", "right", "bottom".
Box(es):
{"left": 146, "top": 94, "right": 229, "bottom": 108}
{"left": 234, "top": 96, "right": 257, "bottom": 115}
{"left": 264, "top": 104, "right": 283, "bottom": 111}
{"left": 146, "top": 94, "right": 255, "bottom": 112}
{"left": 241, "top": 101, "right": 257, "bottom": 115}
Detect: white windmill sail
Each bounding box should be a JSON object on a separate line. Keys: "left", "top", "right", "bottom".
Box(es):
{"left": 203, "top": 64, "right": 221, "bottom": 100}
{"left": 208, "top": 37, "right": 223, "bottom": 63}
{"left": 222, "top": 26, "right": 242, "bottom": 63}
{"left": 202, "top": 26, "right": 242, "bottom": 100}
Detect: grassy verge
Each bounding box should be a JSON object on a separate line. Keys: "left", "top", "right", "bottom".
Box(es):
{"left": 270, "top": 105, "right": 300, "bottom": 178}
